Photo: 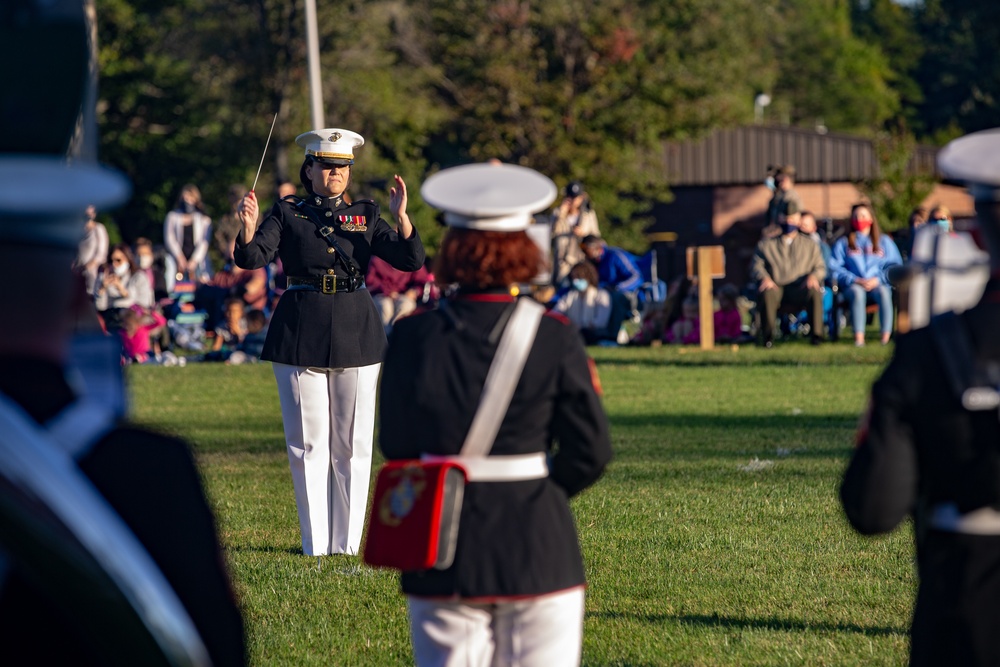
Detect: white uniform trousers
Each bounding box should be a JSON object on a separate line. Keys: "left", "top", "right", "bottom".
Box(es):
{"left": 408, "top": 587, "right": 585, "bottom": 667}
{"left": 272, "top": 362, "right": 380, "bottom": 556}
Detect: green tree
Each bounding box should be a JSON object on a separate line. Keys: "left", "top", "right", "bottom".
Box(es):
{"left": 411, "top": 0, "right": 775, "bottom": 251}
{"left": 770, "top": 0, "right": 899, "bottom": 134}
{"left": 851, "top": 0, "right": 925, "bottom": 132}
{"left": 97, "top": 0, "right": 263, "bottom": 243}
{"left": 913, "top": 0, "right": 1000, "bottom": 141}
{"left": 856, "top": 126, "right": 935, "bottom": 232}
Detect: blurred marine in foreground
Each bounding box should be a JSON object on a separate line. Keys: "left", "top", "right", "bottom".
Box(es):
{"left": 0, "top": 1, "right": 245, "bottom": 665}
{"left": 841, "top": 127, "right": 1000, "bottom": 667}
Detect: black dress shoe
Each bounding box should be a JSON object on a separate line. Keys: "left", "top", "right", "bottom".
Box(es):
{"left": 811, "top": 336, "right": 823, "bottom": 346}
{"left": 761, "top": 337, "right": 773, "bottom": 349}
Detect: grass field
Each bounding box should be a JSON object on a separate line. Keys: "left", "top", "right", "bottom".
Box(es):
{"left": 127, "top": 338, "right": 914, "bottom": 666}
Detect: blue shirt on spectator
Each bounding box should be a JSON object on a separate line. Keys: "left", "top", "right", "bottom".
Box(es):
{"left": 596, "top": 246, "right": 643, "bottom": 294}
{"left": 829, "top": 233, "right": 903, "bottom": 289}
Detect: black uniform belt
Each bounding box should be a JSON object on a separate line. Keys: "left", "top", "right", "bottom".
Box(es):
{"left": 286, "top": 275, "right": 365, "bottom": 294}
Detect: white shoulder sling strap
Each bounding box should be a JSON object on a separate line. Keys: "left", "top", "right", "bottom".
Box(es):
{"left": 423, "top": 298, "right": 547, "bottom": 481}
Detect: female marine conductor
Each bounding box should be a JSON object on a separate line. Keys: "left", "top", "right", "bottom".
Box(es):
{"left": 235, "top": 128, "right": 425, "bottom": 557}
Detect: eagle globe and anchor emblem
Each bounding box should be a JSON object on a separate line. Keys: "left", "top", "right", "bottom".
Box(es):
{"left": 378, "top": 464, "right": 427, "bottom": 527}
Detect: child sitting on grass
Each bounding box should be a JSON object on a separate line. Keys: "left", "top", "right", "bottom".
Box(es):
{"left": 663, "top": 296, "right": 700, "bottom": 344}
{"left": 118, "top": 306, "right": 167, "bottom": 364}
{"left": 714, "top": 283, "right": 748, "bottom": 344}
{"left": 228, "top": 308, "right": 268, "bottom": 365}
{"left": 203, "top": 298, "right": 246, "bottom": 362}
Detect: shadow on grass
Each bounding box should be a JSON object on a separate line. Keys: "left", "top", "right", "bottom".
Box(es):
{"left": 589, "top": 348, "right": 890, "bottom": 369}
{"left": 586, "top": 610, "right": 905, "bottom": 637}
{"left": 614, "top": 412, "right": 856, "bottom": 429}
{"left": 609, "top": 413, "right": 858, "bottom": 458}
{"left": 227, "top": 544, "right": 304, "bottom": 556}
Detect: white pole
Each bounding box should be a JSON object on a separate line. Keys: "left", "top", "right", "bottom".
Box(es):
{"left": 304, "top": 0, "right": 325, "bottom": 129}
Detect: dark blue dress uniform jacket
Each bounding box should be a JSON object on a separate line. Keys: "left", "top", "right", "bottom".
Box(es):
{"left": 841, "top": 280, "right": 1000, "bottom": 667}
{"left": 234, "top": 195, "right": 425, "bottom": 369}
{"left": 0, "top": 358, "right": 246, "bottom": 666}
{"left": 379, "top": 294, "right": 613, "bottom": 599}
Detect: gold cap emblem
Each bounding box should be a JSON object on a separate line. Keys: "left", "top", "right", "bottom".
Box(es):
{"left": 329, "top": 132, "right": 342, "bottom": 142}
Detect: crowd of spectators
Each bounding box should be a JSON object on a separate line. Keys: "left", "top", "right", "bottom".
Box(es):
{"left": 77, "top": 169, "right": 959, "bottom": 358}
{"left": 77, "top": 184, "right": 292, "bottom": 366}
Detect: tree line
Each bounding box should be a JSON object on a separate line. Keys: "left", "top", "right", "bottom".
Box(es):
{"left": 95, "top": 0, "right": 999, "bottom": 251}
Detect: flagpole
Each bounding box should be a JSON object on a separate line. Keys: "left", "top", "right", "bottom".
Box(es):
{"left": 304, "top": 0, "right": 325, "bottom": 129}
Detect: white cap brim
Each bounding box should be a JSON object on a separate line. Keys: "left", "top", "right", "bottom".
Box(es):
{"left": 0, "top": 156, "right": 130, "bottom": 214}
{"left": 421, "top": 163, "right": 557, "bottom": 232}
{"left": 0, "top": 156, "right": 131, "bottom": 247}
{"left": 938, "top": 128, "right": 1000, "bottom": 199}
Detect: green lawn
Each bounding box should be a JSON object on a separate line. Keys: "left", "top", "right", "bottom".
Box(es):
{"left": 127, "top": 339, "right": 913, "bottom": 666}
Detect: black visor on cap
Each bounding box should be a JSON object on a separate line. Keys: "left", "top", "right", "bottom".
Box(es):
{"left": 311, "top": 155, "right": 353, "bottom": 167}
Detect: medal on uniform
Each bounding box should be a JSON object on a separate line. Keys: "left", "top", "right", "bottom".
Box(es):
{"left": 338, "top": 214, "right": 367, "bottom": 231}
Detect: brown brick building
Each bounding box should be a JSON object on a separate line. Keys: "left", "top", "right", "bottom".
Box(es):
{"left": 645, "top": 125, "right": 974, "bottom": 288}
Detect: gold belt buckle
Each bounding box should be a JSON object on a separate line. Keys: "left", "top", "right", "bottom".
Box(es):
{"left": 321, "top": 275, "right": 337, "bottom": 294}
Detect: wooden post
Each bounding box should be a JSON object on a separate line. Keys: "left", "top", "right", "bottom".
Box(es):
{"left": 698, "top": 246, "right": 715, "bottom": 350}
{"left": 685, "top": 245, "right": 726, "bottom": 350}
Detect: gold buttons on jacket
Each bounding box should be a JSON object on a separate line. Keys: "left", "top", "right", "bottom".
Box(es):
{"left": 325, "top": 210, "right": 333, "bottom": 217}
{"left": 327, "top": 268, "right": 335, "bottom": 275}
{"left": 327, "top": 247, "right": 334, "bottom": 254}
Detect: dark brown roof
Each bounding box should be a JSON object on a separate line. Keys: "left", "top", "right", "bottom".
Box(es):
{"left": 662, "top": 125, "right": 939, "bottom": 186}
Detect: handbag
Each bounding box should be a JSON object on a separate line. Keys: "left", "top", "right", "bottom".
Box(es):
{"left": 362, "top": 298, "right": 545, "bottom": 571}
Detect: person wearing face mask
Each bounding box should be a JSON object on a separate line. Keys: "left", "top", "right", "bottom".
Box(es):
{"left": 927, "top": 205, "right": 954, "bottom": 233}
{"left": 234, "top": 128, "right": 425, "bottom": 558}
{"left": 551, "top": 261, "right": 629, "bottom": 345}
{"left": 829, "top": 203, "right": 902, "bottom": 346}
{"left": 163, "top": 183, "right": 213, "bottom": 292}
{"left": 751, "top": 210, "right": 827, "bottom": 347}
{"left": 763, "top": 165, "right": 803, "bottom": 240}
{"left": 94, "top": 243, "right": 154, "bottom": 331}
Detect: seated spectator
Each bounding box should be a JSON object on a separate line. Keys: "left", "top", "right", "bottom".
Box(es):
{"left": 751, "top": 211, "right": 826, "bottom": 347}
{"left": 580, "top": 235, "right": 644, "bottom": 303}
{"left": 630, "top": 305, "right": 669, "bottom": 345}
{"left": 195, "top": 239, "right": 268, "bottom": 330}
{"left": 927, "top": 204, "right": 954, "bottom": 233}
{"left": 829, "top": 203, "right": 902, "bottom": 346}
{"left": 94, "top": 243, "right": 154, "bottom": 331}
{"left": 552, "top": 261, "right": 629, "bottom": 345}
{"left": 366, "top": 255, "right": 434, "bottom": 335}
{"left": 663, "top": 295, "right": 700, "bottom": 344}
{"left": 714, "top": 283, "right": 747, "bottom": 343}
{"left": 133, "top": 237, "right": 167, "bottom": 300}
{"left": 902, "top": 207, "right": 928, "bottom": 261}
{"left": 118, "top": 306, "right": 167, "bottom": 364}
{"left": 204, "top": 298, "right": 247, "bottom": 362}
{"left": 630, "top": 276, "right": 690, "bottom": 345}
{"left": 228, "top": 308, "right": 269, "bottom": 365}
{"left": 799, "top": 211, "right": 832, "bottom": 272}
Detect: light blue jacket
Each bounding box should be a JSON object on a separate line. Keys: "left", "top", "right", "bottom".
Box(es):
{"left": 829, "top": 233, "right": 902, "bottom": 289}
